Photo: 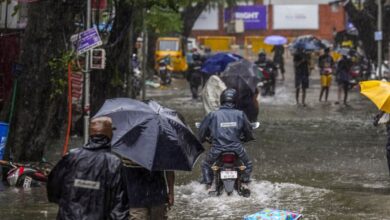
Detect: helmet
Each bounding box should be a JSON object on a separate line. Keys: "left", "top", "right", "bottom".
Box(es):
{"left": 90, "top": 116, "right": 114, "bottom": 140}
{"left": 220, "top": 88, "right": 238, "bottom": 106}
{"left": 193, "top": 52, "right": 201, "bottom": 61}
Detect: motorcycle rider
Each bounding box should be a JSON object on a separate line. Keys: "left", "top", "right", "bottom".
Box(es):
{"left": 198, "top": 88, "right": 254, "bottom": 191}
{"left": 255, "top": 51, "right": 278, "bottom": 96}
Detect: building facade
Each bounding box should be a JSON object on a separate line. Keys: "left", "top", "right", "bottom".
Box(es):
{"left": 191, "top": 0, "right": 346, "bottom": 46}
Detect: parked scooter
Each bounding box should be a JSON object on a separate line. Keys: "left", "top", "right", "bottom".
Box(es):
{"left": 131, "top": 67, "right": 142, "bottom": 97}
{"left": 195, "top": 122, "right": 259, "bottom": 197}
{"left": 158, "top": 57, "right": 172, "bottom": 86}
{"left": 131, "top": 54, "right": 142, "bottom": 97}
{"left": 1, "top": 160, "right": 51, "bottom": 188}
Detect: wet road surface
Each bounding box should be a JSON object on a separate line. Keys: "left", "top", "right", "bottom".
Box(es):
{"left": 1, "top": 57, "right": 390, "bottom": 219}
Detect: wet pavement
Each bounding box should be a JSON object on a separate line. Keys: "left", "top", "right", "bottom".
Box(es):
{"left": 1, "top": 56, "right": 390, "bottom": 219}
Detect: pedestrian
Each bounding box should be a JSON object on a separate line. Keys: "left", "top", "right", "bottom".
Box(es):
{"left": 201, "top": 74, "right": 227, "bottom": 114}
{"left": 272, "top": 45, "right": 285, "bottom": 81}
{"left": 318, "top": 48, "right": 335, "bottom": 102}
{"left": 373, "top": 111, "right": 390, "bottom": 175}
{"left": 186, "top": 51, "right": 203, "bottom": 100}
{"left": 198, "top": 88, "right": 254, "bottom": 193}
{"left": 335, "top": 54, "right": 353, "bottom": 105}
{"left": 293, "top": 48, "right": 310, "bottom": 106}
{"left": 121, "top": 158, "right": 175, "bottom": 220}
{"left": 47, "top": 116, "right": 128, "bottom": 220}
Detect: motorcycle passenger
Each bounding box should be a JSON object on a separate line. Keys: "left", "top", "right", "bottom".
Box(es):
{"left": 198, "top": 88, "right": 254, "bottom": 191}
{"left": 255, "top": 51, "right": 278, "bottom": 96}
{"left": 186, "top": 52, "right": 203, "bottom": 99}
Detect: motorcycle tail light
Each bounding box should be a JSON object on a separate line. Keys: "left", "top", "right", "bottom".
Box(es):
{"left": 222, "top": 154, "right": 236, "bottom": 163}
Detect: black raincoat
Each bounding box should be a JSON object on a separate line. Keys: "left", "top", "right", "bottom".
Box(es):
{"left": 47, "top": 136, "right": 128, "bottom": 220}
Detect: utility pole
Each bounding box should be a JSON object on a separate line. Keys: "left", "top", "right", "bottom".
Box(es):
{"left": 84, "top": 0, "right": 92, "bottom": 144}
{"left": 141, "top": 9, "right": 148, "bottom": 101}
{"left": 377, "top": 0, "right": 383, "bottom": 79}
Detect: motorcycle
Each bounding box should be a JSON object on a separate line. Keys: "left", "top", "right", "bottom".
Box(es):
{"left": 1, "top": 160, "right": 51, "bottom": 188}
{"left": 348, "top": 64, "right": 361, "bottom": 89}
{"left": 258, "top": 65, "right": 277, "bottom": 96}
{"left": 158, "top": 58, "right": 172, "bottom": 86}
{"left": 195, "top": 122, "right": 259, "bottom": 197}
{"left": 131, "top": 67, "right": 142, "bottom": 98}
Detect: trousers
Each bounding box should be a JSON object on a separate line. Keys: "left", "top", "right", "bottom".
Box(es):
{"left": 129, "top": 205, "right": 167, "bottom": 220}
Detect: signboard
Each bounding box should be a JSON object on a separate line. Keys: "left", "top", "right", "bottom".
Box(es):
{"left": 273, "top": 5, "right": 319, "bottom": 30}
{"left": 375, "top": 31, "right": 383, "bottom": 41}
{"left": 71, "top": 27, "right": 103, "bottom": 55}
{"left": 71, "top": 71, "right": 83, "bottom": 104}
{"left": 193, "top": 8, "right": 219, "bottom": 30}
{"left": 225, "top": 5, "right": 267, "bottom": 30}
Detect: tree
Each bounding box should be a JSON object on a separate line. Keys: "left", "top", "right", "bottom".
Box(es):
{"left": 3, "top": 0, "right": 84, "bottom": 161}
{"left": 91, "top": 0, "right": 135, "bottom": 112}
{"left": 343, "top": 0, "right": 390, "bottom": 61}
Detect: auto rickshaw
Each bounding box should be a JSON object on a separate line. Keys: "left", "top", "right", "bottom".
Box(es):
{"left": 155, "top": 37, "right": 188, "bottom": 73}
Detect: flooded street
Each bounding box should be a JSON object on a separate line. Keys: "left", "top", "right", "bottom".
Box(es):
{"left": 2, "top": 61, "right": 390, "bottom": 219}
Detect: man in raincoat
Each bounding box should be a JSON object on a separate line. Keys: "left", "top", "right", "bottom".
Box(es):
{"left": 47, "top": 117, "right": 128, "bottom": 220}
{"left": 186, "top": 51, "right": 203, "bottom": 100}
{"left": 374, "top": 111, "right": 390, "bottom": 175}
{"left": 198, "top": 88, "right": 254, "bottom": 190}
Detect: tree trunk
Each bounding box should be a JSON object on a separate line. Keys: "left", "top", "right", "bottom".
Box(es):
{"left": 91, "top": 0, "right": 134, "bottom": 113}
{"left": 181, "top": 1, "right": 211, "bottom": 40}
{"left": 146, "top": 30, "right": 158, "bottom": 80}
{"left": 4, "top": 0, "right": 83, "bottom": 161}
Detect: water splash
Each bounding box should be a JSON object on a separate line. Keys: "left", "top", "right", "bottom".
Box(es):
{"left": 170, "top": 180, "right": 329, "bottom": 219}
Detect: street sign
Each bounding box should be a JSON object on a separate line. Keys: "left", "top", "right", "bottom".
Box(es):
{"left": 375, "top": 31, "right": 383, "bottom": 41}
{"left": 71, "top": 27, "right": 103, "bottom": 55}
{"left": 71, "top": 71, "right": 83, "bottom": 104}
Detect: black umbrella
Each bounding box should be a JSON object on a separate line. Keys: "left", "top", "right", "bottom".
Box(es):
{"left": 220, "top": 59, "right": 261, "bottom": 93}
{"left": 93, "top": 98, "right": 204, "bottom": 171}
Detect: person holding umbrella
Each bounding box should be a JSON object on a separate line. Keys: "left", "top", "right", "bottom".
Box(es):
{"left": 335, "top": 54, "right": 353, "bottom": 105}
{"left": 361, "top": 80, "right": 390, "bottom": 175}
{"left": 122, "top": 159, "right": 174, "bottom": 220}
{"left": 93, "top": 98, "right": 205, "bottom": 220}
{"left": 293, "top": 48, "right": 310, "bottom": 106}
{"left": 272, "top": 45, "right": 285, "bottom": 81}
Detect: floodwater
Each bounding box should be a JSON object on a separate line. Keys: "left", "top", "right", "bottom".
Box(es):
{"left": 2, "top": 59, "right": 390, "bottom": 219}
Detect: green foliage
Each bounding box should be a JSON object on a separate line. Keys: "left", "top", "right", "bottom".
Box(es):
{"left": 146, "top": 5, "right": 182, "bottom": 35}
{"left": 48, "top": 51, "right": 75, "bottom": 99}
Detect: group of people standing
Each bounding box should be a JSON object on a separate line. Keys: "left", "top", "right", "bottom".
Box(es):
{"left": 293, "top": 47, "right": 356, "bottom": 106}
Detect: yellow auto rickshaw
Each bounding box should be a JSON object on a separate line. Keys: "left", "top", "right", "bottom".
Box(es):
{"left": 155, "top": 37, "right": 188, "bottom": 73}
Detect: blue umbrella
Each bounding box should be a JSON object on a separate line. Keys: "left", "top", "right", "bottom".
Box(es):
{"left": 264, "top": 35, "right": 287, "bottom": 45}
{"left": 94, "top": 98, "right": 205, "bottom": 171}
{"left": 291, "top": 35, "right": 325, "bottom": 51}
{"left": 201, "top": 53, "right": 242, "bottom": 74}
